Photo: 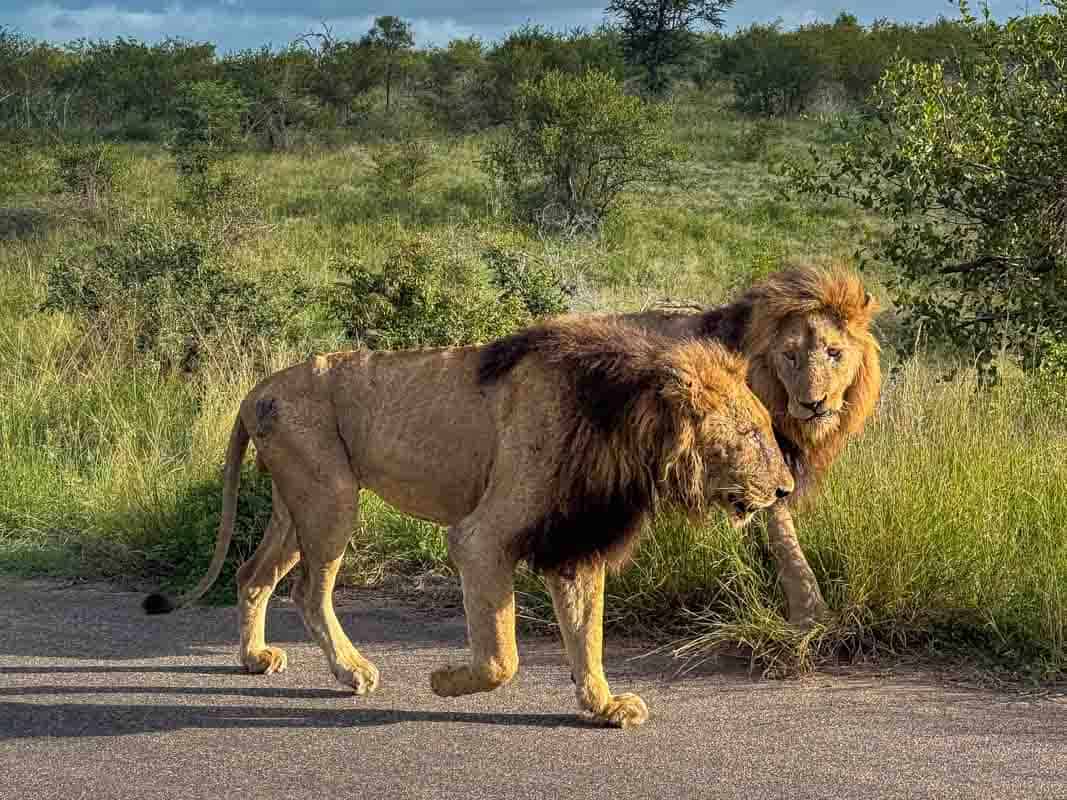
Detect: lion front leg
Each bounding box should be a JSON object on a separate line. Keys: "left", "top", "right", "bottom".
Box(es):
{"left": 430, "top": 525, "right": 519, "bottom": 697}
{"left": 767, "top": 503, "right": 827, "bottom": 628}
{"left": 545, "top": 561, "right": 649, "bottom": 729}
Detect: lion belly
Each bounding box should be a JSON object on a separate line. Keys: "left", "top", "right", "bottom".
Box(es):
{"left": 329, "top": 347, "right": 499, "bottom": 527}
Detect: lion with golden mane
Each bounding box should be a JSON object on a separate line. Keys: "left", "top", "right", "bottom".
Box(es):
{"left": 144, "top": 317, "right": 793, "bottom": 729}
{"left": 621, "top": 263, "right": 882, "bottom": 626}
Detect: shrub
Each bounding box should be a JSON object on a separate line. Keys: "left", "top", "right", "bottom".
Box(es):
{"left": 419, "top": 37, "right": 490, "bottom": 132}
{"left": 53, "top": 141, "right": 127, "bottom": 206}
{"left": 42, "top": 222, "right": 300, "bottom": 372}
{"left": 717, "top": 23, "right": 826, "bottom": 116}
{"left": 482, "top": 69, "right": 686, "bottom": 233}
{"left": 784, "top": 1, "right": 1067, "bottom": 376}
{"left": 0, "top": 133, "right": 46, "bottom": 201}
{"left": 368, "top": 136, "right": 439, "bottom": 198}
{"left": 141, "top": 466, "right": 274, "bottom": 606}
{"left": 728, "top": 118, "right": 776, "bottom": 162}
{"left": 170, "top": 80, "right": 249, "bottom": 175}
{"left": 323, "top": 233, "right": 568, "bottom": 349}
{"left": 174, "top": 162, "right": 265, "bottom": 244}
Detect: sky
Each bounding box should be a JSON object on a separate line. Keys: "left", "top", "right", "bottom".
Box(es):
{"left": 3, "top": 0, "right": 1031, "bottom": 53}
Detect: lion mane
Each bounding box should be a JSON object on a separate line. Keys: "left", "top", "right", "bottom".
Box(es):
{"left": 479, "top": 319, "right": 753, "bottom": 572}
{"left": 697, "top": 263, "right": 881, "bottom": 494}
{"left": 626, "top": 263, "right": 881, "bottom": 497}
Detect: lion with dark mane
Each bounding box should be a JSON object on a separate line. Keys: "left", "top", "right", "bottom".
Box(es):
{"left": 622, "top": 263, "right": 882, "bottom": 626}
{"left": 144, "top": 317, "right": 793, "bottom": 729}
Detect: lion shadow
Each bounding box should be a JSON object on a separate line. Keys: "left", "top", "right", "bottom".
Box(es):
{"left": 0, "top": 698, "right": 597, "bottom": 739}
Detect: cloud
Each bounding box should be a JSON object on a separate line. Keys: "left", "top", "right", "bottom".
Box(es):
{"left": 2, "top": 0, "right": 1020, "bottom": 53}
{"left": 8, "top": 4, "right": 489, "bottom": 50}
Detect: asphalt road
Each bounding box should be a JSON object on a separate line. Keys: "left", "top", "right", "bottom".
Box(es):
{"left": 1, "top": 579, "right": 1064, "bottom": 800}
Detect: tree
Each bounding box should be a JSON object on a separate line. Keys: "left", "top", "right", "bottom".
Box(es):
{"left": 362, "top": 15, "right": 414, "bottom": 112}
{"left": 606, "top": 0, "right": 734, "bottom": 93}
{"left": 483, "top": 69, "right": 686, "bottom": 232}
{"left": 784, "top": 1, "right": 1067, "bottom": 376}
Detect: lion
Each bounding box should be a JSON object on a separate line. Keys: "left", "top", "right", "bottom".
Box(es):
{"left": 143, "top": 317, "right": 794, "bottom": 729}
{"left": 619, "top": 263, "right": 882, "bottom": 626}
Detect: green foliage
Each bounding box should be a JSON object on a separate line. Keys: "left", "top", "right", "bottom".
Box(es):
{"left": 361, "top": 15, "right": 415, "bottom": 112}
{"left": 58, "top": 37, "right": 217, "bottom": 126}
{"left": 482, "top": 26, "right": 625, "bottom": 125}
{"left": 42, "top": 222, "right": 300, "bottom": 372}
{"left": 483, "top": 69, "right": 686, "bottom": 232}
{"left": 322, "top": 233, "right": 567, "bottom": 349}
{"left": 142, "top": 466, "right": 274, "bottom": 605}
{"left": 171, "top": 80, "right": 249, "bottom": 174}
{"left": 420, "top": 38, "right": 490, "bottom": 132}
{"left": 369, "top": 136, "right": 439, "bottom": 197}
{"left": 607, "top": 0, "right": 734, "bottom": 94}
{"left": 729, "top": 118, "right": 777, "bottom": 161}
{"left": 174, "top": 162, "right": 265, "bottom": 243}
{"left": 52, "top": 141, "right": 128, "bottom": 205}
{"left": 717, "top": 23, "right": 825, "bottom": 116}
{"left": 0, "top": 133, "right": 46, "bottom": 200}
{"left": 784, "top": 1, "right": 1067, "bottom": 374}
{"left": 716, "top": 15, "right": 979, "bottom": 116}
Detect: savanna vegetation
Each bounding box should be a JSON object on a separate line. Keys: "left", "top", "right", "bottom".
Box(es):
{"left": 1, "top": 1, "right": 1064, "bottom": 679}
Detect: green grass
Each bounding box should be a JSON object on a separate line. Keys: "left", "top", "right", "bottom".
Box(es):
{"left": 1, "top": 95, "right": 1064, "bottom": 677}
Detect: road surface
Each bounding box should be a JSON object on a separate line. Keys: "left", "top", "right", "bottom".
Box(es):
{"left": 1, "top": 579, "right": 1064, "bottom": 799}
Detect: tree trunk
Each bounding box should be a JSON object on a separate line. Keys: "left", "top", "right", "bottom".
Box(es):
{"left": 386, "top": 61, "right": 393, "bottom": 112}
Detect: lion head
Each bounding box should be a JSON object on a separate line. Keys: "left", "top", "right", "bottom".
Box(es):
{"left": 654, "top": 337, "right": 795, "bottom": 528}
{"left": 479, "top": 318, "right": 794, "bottom": 569}
{"left": 738, "top": 264, "right": 881, "bottom": 484}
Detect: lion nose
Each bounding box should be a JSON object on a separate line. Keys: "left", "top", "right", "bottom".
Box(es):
{"left": 775, "top": 487, "right": 791, "bottom": 499}
{"left": 800, "top": 396, "right": 827, "bottom": 413}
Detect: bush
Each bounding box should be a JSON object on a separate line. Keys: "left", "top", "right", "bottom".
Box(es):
{"left": 53, "top": 141, "right": 127, "bottom": 206}
{"left": 42, "top": 222, "right": 300, "bottom": 372}
{"left": 718, "top": 23, "right": 825, "bottom": 116}
{"left": 323, "top": 233, "right": 568, "bottom": 349}
{"left": 174, "top": 162, "right": 265, "bottom": 244}
{"left": 784, "top": 1, "right": 1067, "bottom": 376}
{"left": 728, "top": 118, "right": 777, "bottom": 161}
{"left": 171, "top": 80, "right": 249, "bottom": 175}
{"left": 482, "top": 69, "right": 686, "bottom": 233}
{"left": 142, "top": 466, "right": 274, "bottom": 606}
{"left": 0, "top": 133, "right": 46, "bottom": 201}
{"left": 419, "top": 38, "right": 490, "bottom": 132}
{"left": 368, "top": 136, "right": 439, "bottom": 198}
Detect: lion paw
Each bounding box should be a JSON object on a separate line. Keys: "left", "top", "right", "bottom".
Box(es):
{"left": 242, "top": 646, "right": 288, "bottom": 675}
{"left": 591, "top": 693, "right": 649, "bottom": 730}
{"left": 430, "top": 662, "right": 514, "bottom": 697}
{"left": 333, "top": 659, "right": 380, "bottom": 695}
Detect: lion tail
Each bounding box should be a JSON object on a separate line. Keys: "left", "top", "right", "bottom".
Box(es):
{"left": 143, "top": 414, "right": 250, "bottom": 615}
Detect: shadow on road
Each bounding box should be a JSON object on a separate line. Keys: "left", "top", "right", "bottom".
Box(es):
{"left": 0, "top": 700, "right": 595, "bottom": 739}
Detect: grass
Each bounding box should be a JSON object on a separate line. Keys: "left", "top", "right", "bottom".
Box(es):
{"left": 1, "top": 92, "right": 1064, "bottom": 678}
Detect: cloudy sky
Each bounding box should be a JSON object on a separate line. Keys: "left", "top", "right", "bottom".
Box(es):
{"left": 5, "top": 0, "right": 1029, "bottom": 52}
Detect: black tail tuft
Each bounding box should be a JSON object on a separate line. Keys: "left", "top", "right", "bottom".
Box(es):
{"left": 143, "top": 592, "right": 176, "bottom": 615}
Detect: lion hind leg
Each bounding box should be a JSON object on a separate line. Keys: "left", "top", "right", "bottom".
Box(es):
{"left": 236, "top": 481, "right": 301, "bottom": 675}
{"left": 545, "top": 561, "right": 649, "bottom": 730}
{"left": 284, "top": 475, "right": 379, "bottom": 696}
{"left": 430, "top": 524, "right": 518, "bottom": 697}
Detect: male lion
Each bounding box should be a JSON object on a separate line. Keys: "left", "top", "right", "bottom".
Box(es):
{"left": 144, "top": 317, "right": 793, "bottom": 729}
{"left": 620, "top": 264, "right": 881, "bottom": 627}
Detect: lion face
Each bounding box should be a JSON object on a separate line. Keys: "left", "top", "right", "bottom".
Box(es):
{"left": 767, "top": 312, "right": 865, "bottom": 441}
{"left": 700, "top": 391, "right": 794, "bottom": 529}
